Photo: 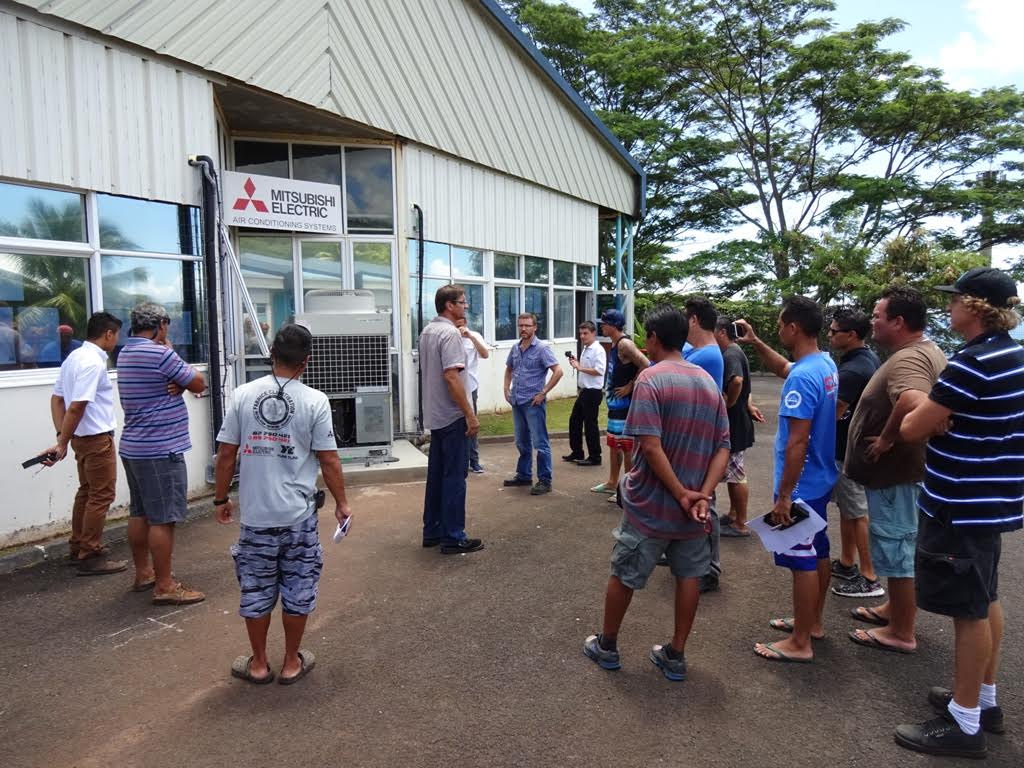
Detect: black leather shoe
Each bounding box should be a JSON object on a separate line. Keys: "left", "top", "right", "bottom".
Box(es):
{"left": 894, "top": 715, "right": 987, "bottom": 759}
{"left": 440, "top": 538, "right": 484, "bottom": 554}
{"left": 422, "top": 538, "right": 441, "bottom": 548}
{"left": 928, "top": 687, "right": 1005, "bottom": 734}
{"left": 503, "top": 477, "right": 533, "bottom": 487}
{"left": 575, "top": 458, "right": 602, "bottom": 466}
{"left": 562, "top": 453, "right": 585, "bottom": 462}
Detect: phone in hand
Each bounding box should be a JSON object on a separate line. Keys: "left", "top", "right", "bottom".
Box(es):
{"left": 731, "top": 321, "right": 743, "bottom": 340}
{"left": 770, "top": 503, "right": 810, "bottom": 530}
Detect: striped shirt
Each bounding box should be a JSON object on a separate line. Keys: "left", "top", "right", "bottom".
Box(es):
{"left": 920, "top": 331, "right": 1024, "bottom": 532}
{"left": 116, "top": 337, "right": 196, "bottom": 458}
{"left": 621, "top": 360, "right": 730, "bottom": 539}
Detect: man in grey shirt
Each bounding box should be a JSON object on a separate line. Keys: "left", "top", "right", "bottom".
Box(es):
{"left": 419, "top": 284, "right": 483, "bottom": 554}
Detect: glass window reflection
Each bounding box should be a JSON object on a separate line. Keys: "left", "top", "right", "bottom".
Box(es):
{"left": 98, "top": 194, "right": 201, "bottom": 255}
{"left": 293, "top": 144, "right": 342, "bottom": 186}
{"left": 410, "top": 277, "right": 449, "bottom": 344}
{"left": 553, "top": 261, "right": 573, "bottom": 286}
{"left": 238, "top": 236, "right": 295, "bottom": 343}
{"left": 451, "top": 247, "right": 484, "bottom": 278}
{"left": 463, "top": 283, "right": 484, "bottom": 334}
{"left": 235, "top": 140, "right": 289, "bottom": 178}
{"left": 301, "top": 241, "right": 342, "bottom": 296}
{"left": 554, "top": 290, "right": 574, "bottom": 338}
{"left": 345, "top": 147, "right": 394, "bottom": 233}
{"left": 353, "top": 242, "right": 394, "bottom": 309}
{"left": 576, "top": 265, "right": 594, "bottom": 287}
{"left": 0, "top": 182, "right": 85, "bottom": 242}
{"left": 408, "top": 240, "right": 450, "bottom": 276}
{"left": 494, "top": 253, "right": 519, "bottom": 280}
{"left": 525, "top": 286, "right": 548, "bottom": 340}
{"left": 495, "top": 286, "right": 520, "bottom": 341}
{"left": 525, "top": 257, "right": 549, "bottom": 284}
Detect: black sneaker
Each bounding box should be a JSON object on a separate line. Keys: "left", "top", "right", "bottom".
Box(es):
{"left": 831, "top": 574, "right": 885, "bottom": 598}
{"left": 562, "top": 453, "right": 585, "bottom": 462}
{"left": 503, "top": 476, "right": 532, "bottom": 487}
{"left": 928, "top": 687, "right": 1005, "bottom": 734}
{"left": 894, "top": 715, "right": 987, "bottom": 759}
{"left": 649, "top": 642, "right": 687, "bottom": 681}
{"left": 530, "top": 481, "right": 552, "bottom": 495}
{"left": 583, "top": 634, "right": 621, "bottom": 670}
{"left": 831, "top": 559, "right": 860, "bottom": 581}
{"left": 574, "top": 458, "right": 602, "bottom": 467}
{"left": 440, "top": 538, "right": 484, "bottom": 555}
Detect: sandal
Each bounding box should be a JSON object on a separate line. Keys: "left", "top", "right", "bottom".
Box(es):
{"left": 590, "top": 483, "right": 616, "bottom": 495}
{"left": 848, "top": 629, "right": 916, "bottom": 654}
{"left": 278, "top": 649, "right": 316, "bottom": 685}
{"left": 849, "top": 606, "right": 889, "bottom": 627}
{"left": 231, "top": 655, "right": 274, "bottom": 685}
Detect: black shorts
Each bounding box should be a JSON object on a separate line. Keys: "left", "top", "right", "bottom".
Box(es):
{"left": 915, "top": 511, "right": 1001, "bottom": 620}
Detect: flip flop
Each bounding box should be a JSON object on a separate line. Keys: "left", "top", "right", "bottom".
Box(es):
{"left": 848, "top": 629, "right": 916, "bottom": 655}
{"left": 720, "top": 515, "right": 734, "bottom": 527}
{"left": 849, "top": 606, "right": 889, "bottom": 627}
{"left": 231, "top": 655, "right": 275, "bottom": 684}
{"left": 721, "top": 524, "right": 751, "bottom": 537}
{"left": 769, "top": 617, "right": 796, "bottom": 633}
{"left": 278, "top": 649, "right": 316, "bottom": 685}
{"left": 754, "top": 641, "right": 812, "bottom": 664}
{"left": 590, "top": 483, "right": 616, "bottom": 495}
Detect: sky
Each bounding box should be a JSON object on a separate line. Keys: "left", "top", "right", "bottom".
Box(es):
{"left": 561, "top": 0, "right": 1024, "bottom": 273}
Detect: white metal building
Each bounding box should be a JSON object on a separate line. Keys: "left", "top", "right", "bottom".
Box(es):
{"left": 0, "top": 0, "right": 644, "bottom": 548}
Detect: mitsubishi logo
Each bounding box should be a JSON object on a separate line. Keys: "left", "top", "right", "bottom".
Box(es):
{"left": 233, "top": 177, "right": 268, "bottom": 212}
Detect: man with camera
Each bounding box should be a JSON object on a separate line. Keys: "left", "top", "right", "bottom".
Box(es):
{"left": 563, "top": 320, "right": 607, "bottom": 467}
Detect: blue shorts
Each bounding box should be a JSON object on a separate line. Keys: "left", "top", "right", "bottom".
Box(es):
{"left": 867, "top": 484, "right": 919, "bottom": 578}
{"left": 231, "top": 512, "right": 323, "bottom": 618}
{"left": 123, "top": 454, "right": 188, "bottom": 525}
{"left": 773, "top": 494, "right": 830, "bottom": 572}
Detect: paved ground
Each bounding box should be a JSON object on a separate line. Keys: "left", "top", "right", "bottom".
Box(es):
{"left": 1, "top": 377, "right": 1022, "bottom": 768}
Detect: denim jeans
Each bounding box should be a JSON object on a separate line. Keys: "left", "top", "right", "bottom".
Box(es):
{"left": 512, "top": 401, "right": 552, "bottom": 483}
{"left": 467, "top": 389, "right": 480, "bottom": 469}
{"left": 423, "top": 418, "right": 468, "bottom": 544}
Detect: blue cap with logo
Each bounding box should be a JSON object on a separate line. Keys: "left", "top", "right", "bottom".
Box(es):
{"left": 599, "top": 308, "right": 625, "bottom": 330}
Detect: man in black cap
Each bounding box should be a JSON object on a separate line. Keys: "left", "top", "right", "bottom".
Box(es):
{"left": 895, "top": 267, "right": 1024, "bottom": 759}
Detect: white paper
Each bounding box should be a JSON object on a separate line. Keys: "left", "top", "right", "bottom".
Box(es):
{"left": 333, "top": 517, "right": 352, "bottom": 543}
{"left": 747, "top": 498, "right": 826, "bottom": 554}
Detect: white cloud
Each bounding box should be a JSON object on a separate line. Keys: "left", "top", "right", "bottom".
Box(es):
{"left": 937, "top": 0, "right": 1024, "bottom": 89}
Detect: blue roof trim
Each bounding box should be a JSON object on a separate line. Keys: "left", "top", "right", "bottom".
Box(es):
{"left": 478, "top": 0, "right": 646, "bottom": 217}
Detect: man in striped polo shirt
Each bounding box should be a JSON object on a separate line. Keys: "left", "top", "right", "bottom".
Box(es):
{"left": 583, "top": 305, "right": 730, "bottom": 682}
{"left": 117, "top": 302, "right": 207, "bottom": 605}
{"left": 895, "top": 268, "right": 1024, "bottom": 759}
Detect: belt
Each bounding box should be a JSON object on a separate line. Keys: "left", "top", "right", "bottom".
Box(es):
{"left": 74, "top": 430, "right": 115, "bottom": 438}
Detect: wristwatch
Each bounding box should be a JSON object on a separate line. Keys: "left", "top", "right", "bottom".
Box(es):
{"left": 213, "top": 497, "right": 229, "bottom": 506}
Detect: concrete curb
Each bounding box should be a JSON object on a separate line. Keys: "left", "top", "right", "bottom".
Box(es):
{"left": 478, "top": 431, "right": 570, "bottom": 445}
{"left": 0, "top": 499, "right": 216, "bottom": 577}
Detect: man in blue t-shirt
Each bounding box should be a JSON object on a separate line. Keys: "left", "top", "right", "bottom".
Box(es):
{"left": 738, "top": 296, "right": 838, "bottom": 664}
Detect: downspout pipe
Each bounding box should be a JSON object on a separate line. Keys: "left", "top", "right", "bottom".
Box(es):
{"left": 413, "top": 204, "right": 425, "bottom": 434}
{"left": 188, "top": 155, "right": 224, "bottom": 445}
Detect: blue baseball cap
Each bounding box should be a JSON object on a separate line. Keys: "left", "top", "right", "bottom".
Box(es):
{"left": 599, "top": 308, "right": 625, "bottom": 330}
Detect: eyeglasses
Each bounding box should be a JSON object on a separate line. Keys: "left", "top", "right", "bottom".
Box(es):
{"left": 453, "top": 300, "right": 469, "bottom": 306}
{"left": 162, "top": 317, "right": 172, "bottom": 326}
{"left": 827, "top": 327, "right": 848, "bottom": 335}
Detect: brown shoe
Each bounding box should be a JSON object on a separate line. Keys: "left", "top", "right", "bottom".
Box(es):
{"left": 152, "top": 582, "right": 205, "bottom": 606}
{"left": 75, "top": 557, "right": 128, "bottom": 576}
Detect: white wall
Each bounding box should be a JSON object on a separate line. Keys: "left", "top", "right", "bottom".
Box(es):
{"left": 0, "top": 375, "right": 213, "bottom": 548}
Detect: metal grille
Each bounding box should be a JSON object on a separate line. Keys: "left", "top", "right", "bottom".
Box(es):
{"left": 303, "top": 334, "right": 390, "bottom": 395}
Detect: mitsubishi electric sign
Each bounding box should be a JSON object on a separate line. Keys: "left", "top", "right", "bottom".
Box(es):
{"left": 222, "top": 171, "right": 342, "bottom": 233}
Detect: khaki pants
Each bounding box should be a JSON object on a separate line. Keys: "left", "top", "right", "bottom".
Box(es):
{"left": 69, "top": 433, "right": 116, "bottom": 558}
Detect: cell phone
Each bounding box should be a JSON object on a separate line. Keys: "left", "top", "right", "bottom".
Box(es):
{"left": 770, "top": 503, "right": 810, "bottom": 530}
{"left": 333, "top": 516, "right": 352, "bottom": 543}
{"left": 22, "top": 452, "right": 57, "bottom": 469}
{"left": 731, "top": 321, "right": 743, "bottom": 339}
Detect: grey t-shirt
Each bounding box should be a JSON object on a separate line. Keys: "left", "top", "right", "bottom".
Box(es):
{"left": 217, "top": 375, "right": 337, "bottom": 528}
{"left": 419, "top": 315, "right": 467, "bottom": 430}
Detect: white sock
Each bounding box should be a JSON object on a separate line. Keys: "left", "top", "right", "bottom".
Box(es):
{"left": 948, "top": 700, "right": 981, "bottom": 735}
{"left": 979, "top": 683, "right": 998, "bottom": 710}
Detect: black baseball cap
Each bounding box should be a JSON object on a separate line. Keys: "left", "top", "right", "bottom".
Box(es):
{"left": 936, "top": 267, "right": 1018, "bottom": 308}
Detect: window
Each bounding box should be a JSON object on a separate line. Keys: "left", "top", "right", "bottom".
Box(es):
{"left": 495, "top": 286, "right": 520, "bottom": 342}
{"left": 463, "top": 283, "right": 484, "bottom": 334}
{"left": 0, "top": 181, "right": 85, "bottom": 242}
{"left": 553, "top": 260, "right": 574, "bottom": 286}
{"left": 452, "top": 247, "right": 484, "bottom": 278}
{"left": 408, "top": 240, "right": 451, "bottom": 277}
{"left": 301, "top": 241, "right": 342, "bottom": 296}
{"left": 97, "top": 194, "right": 201, "bottom": 255}
{"left": 239, "top": 235, "right": 295, "bottom": 341}
{"left": 345, "top": 147, "right": 394, "bottom": 233}
{"left": 234, "top": 140, "right": 289, "bottom": 178}
{"left": 576, "top": 265, "right": 594, "bottom": 287}
{"left": 410, "top": 277, "right": 450, "bottom": 341}
{"left": 494, "top": 253, "right": 519, "bottom": 280}
{"left": 525, "top": 256, "right": 549, "bottom": 284}
{"left": 101, "top": 255, "right": 206, "bottom": 364}
{"left": 0, "top": 253, "right": 91, "bottom": 369}
{"left": 353, "top": 242, "right": 394, "bottom": 309}
{"left": 292, "top": 144, "right": 342, "bottom": 186}
{"left": 554, "top": 290, "right": 574, "bottom": 338}
{"left": 525, "top": 286, "right": 548, "bottom": 340}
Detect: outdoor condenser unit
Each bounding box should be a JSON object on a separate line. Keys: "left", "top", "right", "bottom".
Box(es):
{"left": 295, "top": 290, "right": 393, "bottom": 463}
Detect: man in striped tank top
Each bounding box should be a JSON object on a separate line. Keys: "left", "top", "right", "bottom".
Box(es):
{"left": 896, "top": 268, "right": 1024, "bottom": 759}
{"left": 117, "top": 303, "right": 207, "bottom": 605}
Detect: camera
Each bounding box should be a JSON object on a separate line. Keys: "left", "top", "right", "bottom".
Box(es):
{"left": 565, "top": 351, "right": 575, "bottom": 359}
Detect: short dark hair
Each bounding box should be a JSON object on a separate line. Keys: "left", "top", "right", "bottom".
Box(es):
{"left": 578, "top": 320, "right": 596, "bottom": 333}
{"left": 684, "top": 296, "right": 717, "bottom": 331}
{"left": 879, "top": 286, "right": 927, "bottom": 331}
{"left": 780, "top": 295, "right": 823, "bottom": 337}
{"left": 271, "top": 323, "right": 313, "bottom": 366}
{"left": 86, "top": 311, "right": 122, "bottom": 340}
{"left": 644, "top": 304, "right": 688, "bottom": 349}
{"left": 831, "top": 307, "right": 870, "bottom": 340}
{"left": 716, "top": 316, "right": 737, "bottom": 341}
{"left": 434, "top": 284, "right": 465, "bottom": 315}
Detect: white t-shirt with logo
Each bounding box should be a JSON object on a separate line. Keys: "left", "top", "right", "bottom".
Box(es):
{"left": 218, "top": 375, "right": 337, "bottom": 528}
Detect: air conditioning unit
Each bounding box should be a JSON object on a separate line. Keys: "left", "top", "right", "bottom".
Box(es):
{"left": 295, "top": 290, "right": 393, "bottom": 463}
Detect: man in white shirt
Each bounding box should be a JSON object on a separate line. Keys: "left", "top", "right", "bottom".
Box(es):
{"left": 455, "top": 316, "right": 489, "bottom": 473}
{"left": 564, "top": 320, "right": 608, "bottom": 466}
{"left": 40, "top": 312, "right": 128, "bottom": 575}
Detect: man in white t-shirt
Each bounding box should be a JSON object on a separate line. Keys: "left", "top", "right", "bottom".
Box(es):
{"left": 564, "top": 320, "right": 607, "bottom": 466}
{"left": 455, "top": 316, "right": 489, "bottom": 473}
{"left": 213, "top": 324, "right": 351, "bottom": 685}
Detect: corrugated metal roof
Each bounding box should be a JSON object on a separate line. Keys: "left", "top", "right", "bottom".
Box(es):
{"left": 16, "top": 0, "right": 642, "bottom": 215}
